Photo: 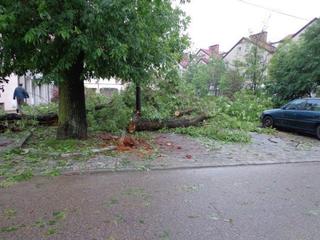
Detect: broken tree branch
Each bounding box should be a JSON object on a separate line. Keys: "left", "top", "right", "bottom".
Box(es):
{"left": 174, "top": 108, "right": 195, "bottom": 117}
{"left": 131, "top": 114, "right": 210, "bottom": 132}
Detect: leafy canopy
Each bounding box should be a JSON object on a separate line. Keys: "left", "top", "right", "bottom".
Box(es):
{"left": 267, "top": 19, "right": 320, "bottom": 105}
{"left": 242, "top": 45, "right": 268, "bottom": 92}
{"left": 0, "top": 0, "right": 189, "bottom": 83}
{"left": 183, "top": 57, "right": 227, "bottom": 97}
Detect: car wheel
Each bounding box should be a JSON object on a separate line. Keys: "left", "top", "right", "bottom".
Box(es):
{"left": 262, "top": 116, "right": 274, "bottom": 128}
{"left": 316, "top": 125, "right": 320, "bottom": 140}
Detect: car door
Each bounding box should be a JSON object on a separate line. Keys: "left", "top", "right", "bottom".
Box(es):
{"left": 282, "top": 99, "right": 307, "bottom": 129}
{"left": 297, "top": 99, "right": 320, "bottom": 133}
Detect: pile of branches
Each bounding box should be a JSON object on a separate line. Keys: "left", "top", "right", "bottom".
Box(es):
{"left": 128, "top": 109, "right": 210, "bottom": 133}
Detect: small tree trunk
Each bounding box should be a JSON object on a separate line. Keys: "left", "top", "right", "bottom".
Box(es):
{"left": 135, "top": 83, "right": 141, "bottom": 115}
{"left": 57, "top": 53, "right": 87, "bottom": 139}
{"left": 133, "top": 114, "right": 210, "bottom": 132}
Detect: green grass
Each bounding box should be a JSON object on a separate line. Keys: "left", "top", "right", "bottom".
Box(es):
{"left": 0, "top": 126, "right": 108, "bottom": 187}
{"left": 0, "top": 226, "right": 19, "bottom": 233}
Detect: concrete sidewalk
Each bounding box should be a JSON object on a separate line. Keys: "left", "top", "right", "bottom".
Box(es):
{"left": 0, "top": 131, "right": 31, "bottom": 153}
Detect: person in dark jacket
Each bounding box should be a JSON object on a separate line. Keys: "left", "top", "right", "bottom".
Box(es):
{"left": 13, "top": 83, "right": 29, "bottom": 113}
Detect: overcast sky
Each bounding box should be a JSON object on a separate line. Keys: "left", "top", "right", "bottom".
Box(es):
{"left": 179, "top": 0, "right": 320, "bottom": 52}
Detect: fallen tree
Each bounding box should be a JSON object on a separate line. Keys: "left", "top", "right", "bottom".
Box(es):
{"left": 0, "top": 113, "right": 58, "bottom": 125}
{"left": 0, "top": 103, "right": 112, "bottom": 125}
{"left": 174, "top": 108, "right": 195, "bottom": 118}
{"left": 130, "top": 114, "right": 210, "bottom": 132}
{"left": 1, "top": 107, "right": 210, "bottom": 133}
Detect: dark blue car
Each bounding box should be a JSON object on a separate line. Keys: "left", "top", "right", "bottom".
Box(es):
{"left": 261, "top": 98, "right": 320, "bottom": 139}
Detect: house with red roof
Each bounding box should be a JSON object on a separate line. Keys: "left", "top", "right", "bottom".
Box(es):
{"left": 179, "top": 44, "right": 224, "bottom": 71}
{"left": 195, "top": 44, "right": 222, "bottom": 64}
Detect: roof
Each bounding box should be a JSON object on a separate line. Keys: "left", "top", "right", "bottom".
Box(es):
{"left": 223, "top": 37, "right": 276, "bottom": 60}
{"left": 291, "top": 18, "right": 318, "bottom": 39}
{"left": 272, "top": 18, "right": 319, "bottom": 45}
{"left": 195, "top": 48, "right": 220, "bottom": 58}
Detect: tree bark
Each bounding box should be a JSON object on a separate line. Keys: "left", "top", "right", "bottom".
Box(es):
{"left": 56, "top": 53, "right": 87, "bottom": 139}
{"left": 133, "top": 114, "right": 210, "bottom": 132}
{"left": 135, "top": 83, "right": 141, "bottom": 115}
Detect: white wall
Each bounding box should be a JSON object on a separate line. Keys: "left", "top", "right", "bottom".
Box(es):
{"left": 224, "top": 39, "right": 272, "bottom": 70}
{"left": 0, "top": 75, "right": 19, "bottom": 111}
{"left": 1, "top": 74, "right": 121, "bottom": 111}
{"left": 0, "top": 74, "right": 54, "bottom": 112}
{"left": 84, "top": 78, "right": 125, "bottom": 94}
{"left": 223, "top": 39, "right": 273, "bottom": 89}
{"left": 224, "top": 40, "right": 249, "bottom": 67}
{"left": 20, "top": 74, "right": 54, "bottom": 106}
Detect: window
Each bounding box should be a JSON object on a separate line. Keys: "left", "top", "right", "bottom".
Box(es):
{"left": 100, "top": 88, "right": 118, "bottom": 96}
{"left": 306, "top": 99, "right": 320, "bottom": 111}
{"left": 285, "top": 99, "right": 307, "bottom": 110}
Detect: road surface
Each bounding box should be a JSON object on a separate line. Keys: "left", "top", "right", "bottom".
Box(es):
{"left": 1, "top": 163, "right": 320, "bottom": 240}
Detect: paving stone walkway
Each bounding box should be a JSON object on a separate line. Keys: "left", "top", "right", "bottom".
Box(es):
{"left": 62, "top": 131, "right": 320, "bottom": 173}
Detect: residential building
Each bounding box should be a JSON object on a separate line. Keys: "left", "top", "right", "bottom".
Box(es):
{"left": 0, "top": 74, "right": 54, "bottom": 112}
{"left": 223, "top": 31, "right": 276, "bottom": 68}
{"left": 292, "top": 18, "right": 318, "bottom": 41}
{"left": 179, "top": 44, "right": 224, "bottom": 72}
{"left": 84, "top": 78, "right": 125, "bottom": 96}
{"left": 195, "top": 44, "right": 222, "bottom": 64}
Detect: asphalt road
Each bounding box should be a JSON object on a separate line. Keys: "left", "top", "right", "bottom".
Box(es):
{"left": 1, "top": 163, "right": 320, "bottom": 240}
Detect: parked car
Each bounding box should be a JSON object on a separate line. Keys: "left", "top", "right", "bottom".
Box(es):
{"left": 261, "top": 98, "right": 320, "bottom": 139}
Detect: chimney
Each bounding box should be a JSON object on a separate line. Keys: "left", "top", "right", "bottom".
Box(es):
{"left": 249, "top": 31, "right": 268, "bottom": 43}
{"left": 209, "top": 44, "right": 219, "bottom": 55}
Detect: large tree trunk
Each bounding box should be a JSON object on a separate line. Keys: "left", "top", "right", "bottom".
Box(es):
{"left": 57, "top": 53, "right": 87, "bottom": 139}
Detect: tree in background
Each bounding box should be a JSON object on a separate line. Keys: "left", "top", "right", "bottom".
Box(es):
{"left": 183, "top": 57, "right": 227, "bottom": 97}
{"left": 220, "top": 66, "right": 244, "bottom": 99}
{"left": 267, "top": 19, "right": 320, "bottom": 105}
{"left": 0, "top": 0, "right": 189, "bottom": 139}
{"left": 242, "top": 45, "right": 268, "bottom": 93}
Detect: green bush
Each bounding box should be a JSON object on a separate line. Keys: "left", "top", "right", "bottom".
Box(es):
{"left": 85, "top": 91, "right": 110, "bottom": 111}
{"left": 121, "top": 81, "right": 198, "bottom": 120}
{"left": 0, "top": 108, "right": 5, "bottom": 116}
{"left": 87, "top": 93, "right": 131, "bottom": 133}
{"left": 22, "top": 103, "right": 58, "bottom": 116}
{"left": 171, "top": 91, "right": 273, "bottom": 143}
{"left": 223, "top": 91, "right": 273, "bottom": 122}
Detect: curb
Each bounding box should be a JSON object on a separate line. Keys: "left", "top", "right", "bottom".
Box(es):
{"left": 60, "top": 159, "right": 320, "bottom": 177}
{"left": 0, "top": 131, "right": 32, "bottom": 153}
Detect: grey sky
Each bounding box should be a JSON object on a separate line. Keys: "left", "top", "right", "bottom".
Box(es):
{"left": 180, "top": 0, "right": 320, "bottom": 52}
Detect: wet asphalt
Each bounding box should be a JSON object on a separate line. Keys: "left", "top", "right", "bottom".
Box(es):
{"left": 1, "top": 162, "right": 320, "bottom": 240}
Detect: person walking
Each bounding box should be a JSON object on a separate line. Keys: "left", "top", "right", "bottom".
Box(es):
{"left": 13, "top": 83, "right": 29, "bottom": 113}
